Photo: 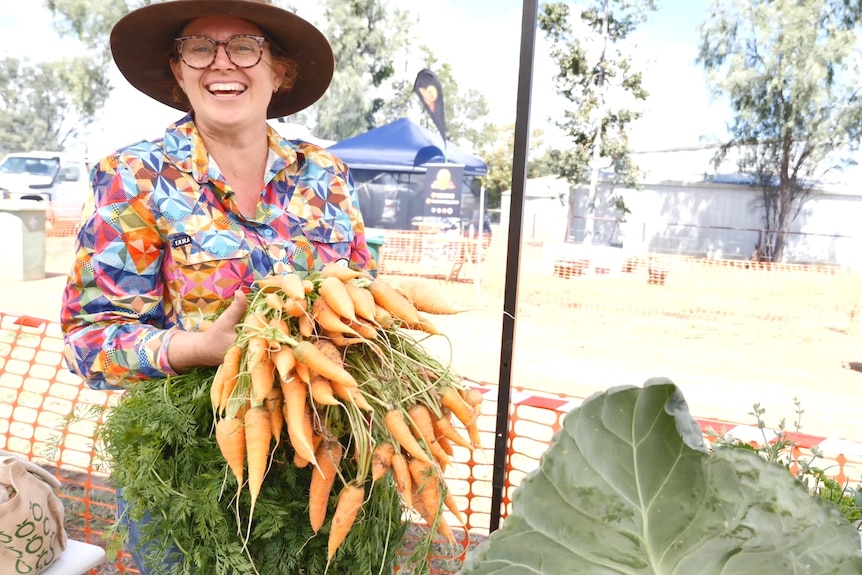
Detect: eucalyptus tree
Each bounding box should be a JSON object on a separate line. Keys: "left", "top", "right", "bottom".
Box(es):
{"left": 698, "top": 0, "right": 862, "bottom": 262}
{"left": 0, "top": 56, "right": 109, "bottom": 152}
{"left": 310, "top": 0, "right": 416, "bottom": 141}
{"left": 0, "top": 0, "right": 123, "bottom": 153}
{"left": 539, "top": 0, "right": 656, "bottom": 244}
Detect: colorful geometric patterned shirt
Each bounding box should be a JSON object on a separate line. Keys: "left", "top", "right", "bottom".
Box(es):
{"left": 61, "top": 114, "right": 374, "bottom": 390}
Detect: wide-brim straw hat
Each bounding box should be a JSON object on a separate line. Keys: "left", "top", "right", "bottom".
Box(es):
{"left": 110, "top": 0, "right": 334, "bottom": 119}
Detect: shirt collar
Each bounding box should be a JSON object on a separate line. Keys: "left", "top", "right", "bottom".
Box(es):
{"left": 162, "top": 114, "right": 302, "bottom": 184}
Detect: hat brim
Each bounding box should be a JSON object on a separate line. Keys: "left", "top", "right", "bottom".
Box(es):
{"left": 110, "top": 0, "right": 334, "bottom": 119}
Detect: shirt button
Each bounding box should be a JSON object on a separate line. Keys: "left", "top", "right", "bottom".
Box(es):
{"left": 263, "top": 228, "right": 274, "bottom": 237}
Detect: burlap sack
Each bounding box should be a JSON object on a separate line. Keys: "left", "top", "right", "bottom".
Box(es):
{"left": 0, "top": 451, "right": 67, "bottom": 574}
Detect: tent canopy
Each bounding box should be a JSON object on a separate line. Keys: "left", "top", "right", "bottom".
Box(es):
{"left": 327, "top": 117, "right": 488, "bottom": 176}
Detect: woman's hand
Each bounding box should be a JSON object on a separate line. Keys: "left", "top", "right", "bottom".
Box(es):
{"left": 167, "top": 291, "right": 249, "bottom": 372}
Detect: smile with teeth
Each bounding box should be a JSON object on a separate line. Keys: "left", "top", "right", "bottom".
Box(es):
{"left": 206, "top": 82, "right": 247, "bottom": 96}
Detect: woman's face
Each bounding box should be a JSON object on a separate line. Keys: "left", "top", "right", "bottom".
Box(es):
{"left": 170, "top": 16, "right": 285, "bottom": 128}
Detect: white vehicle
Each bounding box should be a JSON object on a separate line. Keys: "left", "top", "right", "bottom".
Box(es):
{"left": 0, "top": 151, "right": 82, "bottom": 202}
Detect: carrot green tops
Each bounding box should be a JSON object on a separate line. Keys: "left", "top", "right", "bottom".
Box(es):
{"left": 61, "top": 115, "right": 374, "bottom": 390}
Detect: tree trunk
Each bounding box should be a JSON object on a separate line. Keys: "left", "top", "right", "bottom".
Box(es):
{"left": 582, "top": 0, "right": 610, "bottom": 246}
{"left": 773, "top": 184, "right": 794, "bottom": 262}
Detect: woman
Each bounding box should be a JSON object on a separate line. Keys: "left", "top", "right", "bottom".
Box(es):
{"left": 60, "top": 2, "right": 375, "bottom": 571}
{"left": 61, "top": 0, "right": 374, "bottom": 391}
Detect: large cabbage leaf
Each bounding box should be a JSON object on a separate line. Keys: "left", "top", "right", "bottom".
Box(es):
{"left": 459, "top": 379, "right": 862, "bottom": 574}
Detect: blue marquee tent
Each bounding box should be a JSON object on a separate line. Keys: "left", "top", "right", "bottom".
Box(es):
{"left": 327, "top": 117, "right": 488, "bottom": 176}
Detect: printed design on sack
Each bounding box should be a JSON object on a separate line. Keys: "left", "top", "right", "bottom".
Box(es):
{"left": 0, "top": 501, "right": 60, "bottom": 573}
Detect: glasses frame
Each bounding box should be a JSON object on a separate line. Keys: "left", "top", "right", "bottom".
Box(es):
{"left": 174, "top": 34, "right": 267, "bottom": 70}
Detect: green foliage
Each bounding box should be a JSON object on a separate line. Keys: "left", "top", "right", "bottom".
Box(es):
{"left": 697, "top": 0, "right": 862, "bottom": 261}
{"left": 458, "top": 380, "right": 862, "bottom": 574}
{"left": 538, "top": 0, "right": 655, "bottom": 190}
{"left": 709, "top": 398, "right": 862, "bottom": 526}
{"left": 0, "top": 56, "right": 108, "bottom": 153}
{"left": 97, "top": 369, "right": 408, "bottom": 575}
{"left": 310, "top": 0, "right": 416, "bottom": 141}
{"left": 478, "top": 125, "right": 559, "bottom": 209}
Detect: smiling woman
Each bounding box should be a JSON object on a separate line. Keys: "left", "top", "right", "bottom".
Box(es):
{"left": 58, "top": 1, "right": 377, "bottom": 573}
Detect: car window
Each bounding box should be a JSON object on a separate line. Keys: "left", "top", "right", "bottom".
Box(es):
{"left": 0, "top": 157, "right": 60, "bottom": 175}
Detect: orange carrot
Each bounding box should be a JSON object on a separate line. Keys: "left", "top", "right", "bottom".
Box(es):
{"left": 298, "top": 311, "right": 315, "bottom": 338}
{"left": 293, "top": 340, "right": 359, "bottom": 389}
{"left": 282, "top": 296, "right": 308, "bottom": 318}
{"left": 309, "top": 439, "right": 343, "bottom": 533}
{"left": 312, "top": 296, "right": 360, "bottom": 337}
{"left": 244, "top": 405, "right": 272, "bottom": 519}
{"left": 265, "top": 292, "right": 286, "bottom": 314}
{"left": 408, "top": 457, "right": 455, "bottom": 544}
{"left": 210, "top": 363, "right": 226, "bottom": 414}
{"left": 309, "top": 374, "right": 341, "bottom": 406}
{"left": 321, "top": 262, "right": 364, "bottom": 281}
{"left": 406, "top": 313, "right": 440, "bottom": 335}
{"left": 396, "top": 278, "right": 465, "bottom": 315}
{"left": 282, "top": 377, "right": 317, "bottom": 466}
{"left": 373, "top": 304, "right": 395, "bottom": 329}
{"left": 368, "top": 279, "right": 421, "bottom": 325}
{"left": 215, "top": 416, "right": 245, "bottom": 487}
{"left": 257, "top": 273, "right": 305, "bottom": 300}
{"left": 323, "top": 332, "right": 366, "bottom": 347}
{"left": 463, "top": 388, "right": 484, "bottom": 410}
{"left": 250, "top": 356, "right": 275, "bottom": 404}
{"left": 246, "top": 336, "right": 269, "bottom": 370}
{"left": 327, "top": 481, "right": 365, "bottom": 560}
{"left": 343, "top": 282, "right": 377, "bottom": 322}
{"left": 243, "top": 311, "right": 271, "bottom": 335}
{"left": 290, "top": 411, "right": 318, "bottom": 469}
{"left": 437, "top": 435, "right": 454, "bottom": 457}
{"left": 391, "top": 452, "right": 412, "bottom": 509}
{"left": 439, "top": 386, "right": 477, "bottom": 429}
{"left": 273, "top": 345, "right": 296, "bottom": 382}
{"left": 371, "top": 442, "right": 395, "bottom": 482}
{"left": 313, "top": 339, "right": 343, "bottom": 365}
{"left": 443, "top": 484, "right": 466, "bottom": 525}
{"left": 433, "top": 411, "right": 473, "bottom": 451}
{"left": 347, "top": 317, "right": 379, "bottom": 340}
{"left": 264, "top": 386, "right": 285, "bottom": 447}
{"left": 408, "top": 404, "right": 451, "bottom": 469}
{"left": 319, "top": 276, "right": 358, "bottom": 323}
{"left": 465, "top": 418, "right": 482, "bottom": 450}
{"left": 218, "top": 345, "right": 243, "bottom": 414}
{"left": 295, "top": 359, "right": 311, "bottom": 385}
{"left": 384, "top": 409, "right": 431, "bottom": 463}
{"left": 331, "top": 380, "right": 373, "bottom": 412}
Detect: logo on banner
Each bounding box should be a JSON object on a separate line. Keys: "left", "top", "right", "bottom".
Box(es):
{"left": 423, "top": 164, "right": 463, "bottom": 218}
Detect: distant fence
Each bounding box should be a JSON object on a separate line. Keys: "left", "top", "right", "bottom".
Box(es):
{"left": 374, "top": 228, "right": 862, "bottom": 330}
{"left": 565, "top": 215, "right": 861, "bottom": 266}
{"left": 1, "top": 312, "right": 859, "bottom": 574}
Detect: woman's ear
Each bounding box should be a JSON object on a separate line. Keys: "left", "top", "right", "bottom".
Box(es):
{"left": 272, "top": 62, "right": 287, "bottom": 93}
{"left": 170, "top": 60, "right": 185, "bottom": 92}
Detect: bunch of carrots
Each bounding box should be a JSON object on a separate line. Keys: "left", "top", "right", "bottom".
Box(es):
{"left": 208, "top": 264, "right": 482, "bottom": 566}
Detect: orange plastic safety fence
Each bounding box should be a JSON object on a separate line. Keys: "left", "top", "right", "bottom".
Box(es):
{"left": 1, "top": 312, "right": 859, "bottom": 574}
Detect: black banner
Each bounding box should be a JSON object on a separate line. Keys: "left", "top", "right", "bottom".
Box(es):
{"left": 413, "top": 69, "right": 447, "bottom": 142}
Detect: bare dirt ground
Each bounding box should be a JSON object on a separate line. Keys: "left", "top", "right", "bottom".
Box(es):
{"left": 25, "top": 235, "right": 862, "bottom": 449}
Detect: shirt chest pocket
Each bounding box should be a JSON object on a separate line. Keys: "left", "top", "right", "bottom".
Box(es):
{"left": 166, "top": 230, "right": 252, "bottom": 316}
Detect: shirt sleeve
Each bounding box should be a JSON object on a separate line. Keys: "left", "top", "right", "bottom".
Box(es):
{"left": 342, "top": 167, "right": 376, "bottom": 273}
{"left": 60, "top": 153, "right": 178, "bottom": 390}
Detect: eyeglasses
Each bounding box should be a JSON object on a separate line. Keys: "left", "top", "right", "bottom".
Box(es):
{"left": 174, "top": 35, "right": 266, "bottom": 69}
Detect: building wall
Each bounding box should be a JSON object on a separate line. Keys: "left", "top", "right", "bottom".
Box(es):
{"left": 504, "top": 177, "right": 862, "bottom": 267}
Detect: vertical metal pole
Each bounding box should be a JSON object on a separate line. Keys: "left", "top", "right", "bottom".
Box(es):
{"left": 489, "top": 0, "right": 537, "bottom": 533}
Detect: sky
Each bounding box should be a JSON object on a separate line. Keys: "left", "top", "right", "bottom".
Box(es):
{"left": 0, "top": 0, "right": 729, "bottom": 163}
